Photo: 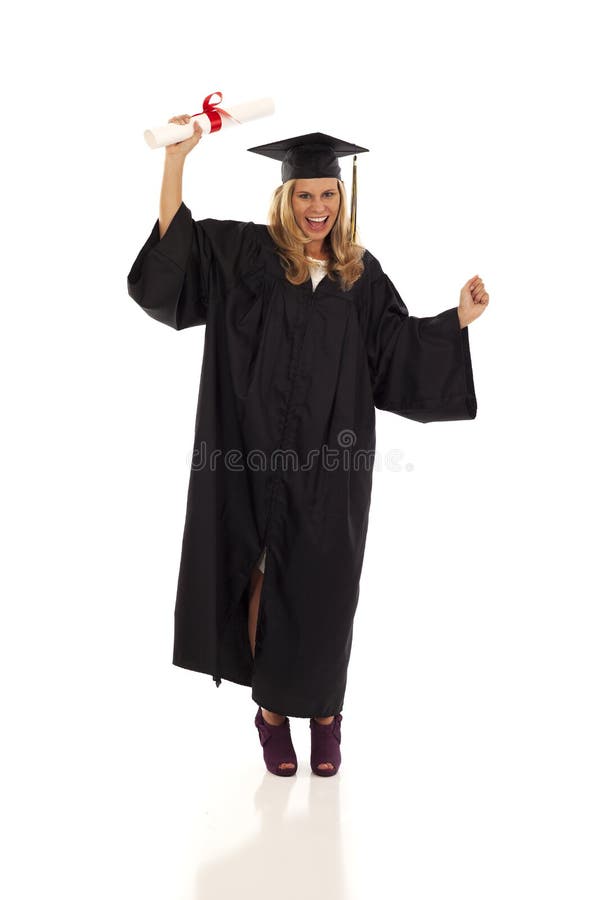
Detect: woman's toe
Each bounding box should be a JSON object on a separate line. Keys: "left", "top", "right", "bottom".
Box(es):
{"left": 318, "top": 762, "right": 334, "bottom": 770}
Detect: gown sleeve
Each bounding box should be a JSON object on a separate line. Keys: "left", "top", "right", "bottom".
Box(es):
{"left": 365, "top": 269, "right": 477, "bottom": 424}
{"left": 126, "top": 200, "right": 254, "bottom": 330}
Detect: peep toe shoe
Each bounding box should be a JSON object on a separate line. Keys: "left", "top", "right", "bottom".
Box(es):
{"left": 310, "top": 713, "right": 343, "bottom": 776}
{"left": 254, "top": 706, "right": 298, "bottom": 776}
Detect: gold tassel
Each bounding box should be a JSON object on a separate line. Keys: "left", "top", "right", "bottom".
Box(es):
{"left": 350, "top": 154, "right": 358, "bottom": 244}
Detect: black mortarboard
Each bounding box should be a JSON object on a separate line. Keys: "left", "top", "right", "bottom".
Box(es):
{"left": 247, "top": 132, "right": 369, "bottom": 243}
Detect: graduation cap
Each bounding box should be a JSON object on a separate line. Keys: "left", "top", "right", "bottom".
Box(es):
{"left": 247, "top": 132, "right": 369, "bottom": 243}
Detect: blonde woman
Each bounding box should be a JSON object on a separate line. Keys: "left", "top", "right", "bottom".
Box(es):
{"left": 127, "top": 115, "right": 489, "bottom": 777}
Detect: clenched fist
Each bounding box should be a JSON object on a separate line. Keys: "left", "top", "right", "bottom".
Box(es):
{"left": 458, "top": 275, "right": 489, "bottom": 328}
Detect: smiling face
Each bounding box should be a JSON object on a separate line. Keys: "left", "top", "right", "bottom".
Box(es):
{"left": 291, "top": 178, "right": 341, "bottom": 252}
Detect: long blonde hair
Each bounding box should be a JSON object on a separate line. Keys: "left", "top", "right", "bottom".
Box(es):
{"left": 266, "top": 178, "right": 365, "bottom": 292}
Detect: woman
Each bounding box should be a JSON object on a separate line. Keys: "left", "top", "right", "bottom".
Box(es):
{"left": 127, "top": 114, "right": 489, "bottom": 778}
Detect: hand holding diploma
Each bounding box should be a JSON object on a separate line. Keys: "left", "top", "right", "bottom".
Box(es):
{"left": 164, "top": 115, "right": 203, "bottom": 162}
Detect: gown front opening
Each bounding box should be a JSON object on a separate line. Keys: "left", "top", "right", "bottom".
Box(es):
{"left": 255, "top": 255, "right": 328, "bottom": 577}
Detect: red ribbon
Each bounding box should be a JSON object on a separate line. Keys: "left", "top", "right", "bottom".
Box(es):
{"left": 191, "top": 91, "right": 241, "bottom": 133}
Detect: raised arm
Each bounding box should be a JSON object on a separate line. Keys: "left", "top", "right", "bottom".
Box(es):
{"left": 364, "top": 270, "right": 478, "bottom": 424}
{"left": 159, "top": 114, "right": 202, "bottom": 238}
{"left": 126, "top": 115, "right": 207, "bottom": 330}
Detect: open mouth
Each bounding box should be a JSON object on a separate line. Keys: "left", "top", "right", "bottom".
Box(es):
{"left": 305, "top": 216, "right": 329, "bottom": 232}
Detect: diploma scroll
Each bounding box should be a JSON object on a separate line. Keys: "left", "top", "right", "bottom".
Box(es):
{"left": 144, "top": 95, "right": 275, "bottom": 149}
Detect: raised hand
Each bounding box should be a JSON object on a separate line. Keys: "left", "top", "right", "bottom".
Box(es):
{"left": 165, "top": 114, "right": 203, "bottom": 161}
{"left": 458, "top": 275, "right": 489, "bottom": 328}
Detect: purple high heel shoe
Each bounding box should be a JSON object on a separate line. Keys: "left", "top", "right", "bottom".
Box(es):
{"left": 310, "top": 713, "right": 343, "bottom": 776}
{"left": 254, "top": 706, "right": 298, "bottom": 776}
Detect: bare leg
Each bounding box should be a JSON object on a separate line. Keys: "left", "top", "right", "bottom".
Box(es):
{"left": 247, "top": 565, "right": 263, "bottom": 659}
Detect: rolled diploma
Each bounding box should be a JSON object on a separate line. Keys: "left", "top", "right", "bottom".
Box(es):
{"left": 144, "top": 97, "right": 275, "bottom": 149}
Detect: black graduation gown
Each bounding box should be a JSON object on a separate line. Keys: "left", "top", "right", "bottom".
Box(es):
{"left": 126, "top": 201, "right": 477, "bottom": 718}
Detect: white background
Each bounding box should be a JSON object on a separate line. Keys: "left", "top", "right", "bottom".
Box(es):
{"left": 2, "top": 1, "right": 598, "bottom": 898}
